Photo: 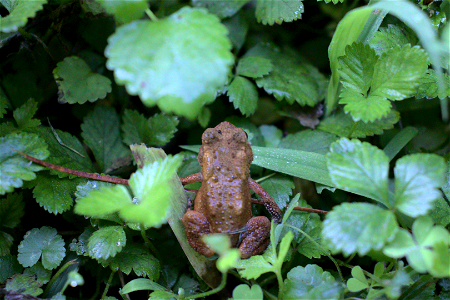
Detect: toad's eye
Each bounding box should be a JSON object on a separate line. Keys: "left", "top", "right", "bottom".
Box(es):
{"left": 218, "top": 130, "right": 222, "bottom": 134}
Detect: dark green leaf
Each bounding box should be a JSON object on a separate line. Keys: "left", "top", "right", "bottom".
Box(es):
{"left": 105, "top": 7, "right": 233, "bottom": 120}
{"left": 121, "top": 278, "right": 167, "bottom": 294}
{"left": 0, "top": 231, "right": 13, "bottom": 256}
{"left": 24, "top": 262, "right": 52, "bottom": 284}
{"left": 281, "top": 264, "right": 342, "bottom": 299}
{"left": 0, "top": 132, "right": 49, "bottom": 195}
{"left": 259, "top": 174, "right": 294, "bottom": 209}
{"left": 13, "top": 98, "right": 40, "bottom": 129}
{"left": 5, "top": 274, "right": 43, "bottom": 296}
{"left": 322, "top": 203, "right": 398, "bottom": 256}
{"left": 279, "top": 130, "right": 338, "bottom": 155}
{"left": 236, "top": 56, "right": 273, "bottom": 78}
{"left": 256, "top": 0, "right": 304, "bottom": 25}
{"left": 318, "top": 110, "right": 399, "bottom": 138}
{"left": 192, "top": 0, "right": 250, "bottom": 18}
{"left": 415, "top": 70, "right": 450, "bottom": 99}
{"left": 53, "top": 56, "right": 111, "bottom": 104}
{"left": 228, "top": 76, "right": 259, "bottom": 116}
{"left": 17, "top": 226, "right": 66, "bottom": 270}
{"left": 0, "top": 193, "right": 24, "bottom": 228}
{"left": 87, "top": 226, "right": 126, "bottom": 260}
{"left": 81, "top": 106, "right": 129, "bottom": 172}
{"left": 369, "top": 24, "right": 418, "bottom": 55}
{"left": 383, "top": 126, "right": 418, "bottom": 161}
{"left": 0, "top": 254, "right": 23, "bottom": 282}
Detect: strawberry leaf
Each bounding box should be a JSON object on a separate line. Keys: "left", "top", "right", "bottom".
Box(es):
{"left": 227, "top": 76, "right": 259, "bottom": 116}
{"left": 87, "top": 226, "right": 126, "bottom": 260}
{"left": 0, "top": 0, "right": 47, "bottom": 33}
{"left": 256, "top": 0, "right": 304, "bottom": 25}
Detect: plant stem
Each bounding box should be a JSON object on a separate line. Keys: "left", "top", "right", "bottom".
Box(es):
{"left": 101, "top": 270, "right": 116, "bottom": 299}
{"left": 145, "top": 8, "right": 158, "bottom": 21}
{"left": 140, "top": 225, "right": 162, "bottom": 261}
{"left": 43, "top": 259, "right": 78, "bottom": 297}
{"left": 187, "top": 272, "right": 228, "bottom": 299}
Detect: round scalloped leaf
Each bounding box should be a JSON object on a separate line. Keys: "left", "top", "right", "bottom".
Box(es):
{"left": 17, "top": 227, "right": 66, "bottom": 270}
{"left": 105, "top": 7, "right": 233, "bottom": 120}
{"left": 322, "top": 203, "right": 398, "bottom": 256}
{"left": 0, "top": 0, "right": 47, "bottom": 33}
{"left": 95, "top": 0, "right": 147, "bottom": 23}
{"left": 0, "top": 132, "right": 49, "bottom": 195}
{"left": 53, "top": 56, "right": 112, "bottom": 104}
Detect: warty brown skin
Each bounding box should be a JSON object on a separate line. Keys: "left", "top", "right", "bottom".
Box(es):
{"left": 181, "top": 121, "right": 281, "bottom": 259}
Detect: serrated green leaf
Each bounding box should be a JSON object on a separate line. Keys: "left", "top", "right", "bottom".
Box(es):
{"left": 429, "top": 198, "right": 450, "bottom": 227}
{"left": 105, "top": 7, "right": 233, "bottom": 120}
{"left": 279, "top": 129, "right": 338, "bottom": 155}
{"left": 415, "top": 69, "right": 450, "bottom": 99}
{"left": 369, "top": 24, "right": 418, "bottom": 56}
{"left": 53, "top": 56, "right": 111, "bottom": 104}
{"left": 281, "top": 264, "right": 342, "bottom": 299}
{"left": 394, "top": 154, "right": 446, "bottom": 217}
{"left": 232, "top": 284, "right": 263, "bottom": 300}
{"left": 69, "top": 227, "right": 94, "bottom": 256}
{"left": 24, "top": 262, "right": 52, "bottom": 284}
{"left": 0, "top": 231, "right": 13, "bottom": 255}
{"left": 0, "top": 0, "right": 47, "bottom": 33}
{"left": 121, "top": 155, "right": 182, "bottom": 227}
{"left": 102, "top": 243, "right": 160, "bottom": 279}
{"left": 192, "top": 0, "right": 250, "bottom": 19}
{"left": 0, "top": 132, "right": 49, "bottom": 195}
{"left": 5, "top": 274, "right": 43, "bottom": 296}
{"left": 318, "top": 109, "right": 399, "bottom": 138}
{"left": 371, "top": 45, "right": 428, "bottom": 100}
{"left": 96, "top": 0, "right": 146, "bottom": 23}
{"left": 33, "top": 174, "right": 84, "bottom": 214}
{"left": 338, "top": 42, "right": 378, "bottom": 95}
{"left": 30, "top": 126, "right": 94, "bottom": 177}
{"left": 88, "top": 226, "right": 126, "bottom": 260}
{"left": 236, "top": 248, "right": 275, "bottom": 279}
{"left": 236, "top": 56, "right": 273, "bottom": 78}
{"left": 121, "top": 110, "right": 179, "bottom": 146}
{"left": 75, "top": 184, "right": 132, "bottom": 217}
{"left": 248, "top": 43, "right": 327, "bottom": 106}
{"left": 17, "top": 226, "right": 66, "bottom": 270}
{"left": 256, "top": 0, "right": 304, "bottom": 25}
{"left": 326, "top": 138, "right": 390, "bottom": 207}
{"left": 228, "top": 76, "right": 258, "bottom": 116}
{"left": 322, "top": 203, "right": 398, "bottom": 256}
{"left": 340, "top": 88, "right": 392, "bottom": 122}
{"left": 259, "top": 175, "right": 294, "bottom": 209}
{"left": 81, "top": 106, "right": 129, "bottom": 172}
{"left": 0, "top": 193, "right": 24, "bottom": 228}
{"left": 13, "top": 98, "right": 40, "bottom": 129}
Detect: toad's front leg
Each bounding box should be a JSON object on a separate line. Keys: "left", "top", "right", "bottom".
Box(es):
{"left": 182, "top": 210, "right": 215, "bottom": 257}
{"left": 239, "top": 216, "right": 271, "bottom": 259}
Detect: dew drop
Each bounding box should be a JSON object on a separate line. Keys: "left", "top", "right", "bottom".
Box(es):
{"left": 70, "top": 281, "right": 77, "bottom": 287}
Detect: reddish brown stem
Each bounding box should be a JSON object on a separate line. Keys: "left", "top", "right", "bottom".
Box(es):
{"left": 16, "top": 150, "right": 129, "bottom": 185}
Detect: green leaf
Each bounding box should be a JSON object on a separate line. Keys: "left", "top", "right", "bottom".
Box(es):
{"left": 236, "top": 56, "right": 273, "bottom": 78}
{"left": 340, "top": 88, "right": 392, "bottom": 122}
{"left": 232, "top": 284, "right": 263, "bottom": 300}
{"left": 0, "top": 231, "right": 13, "bottom": 256}
{"left": 192, "top": 0, "right": 250, "bottom": 19}
{"left": 95, "top": 0, "right": 147, "bottom": 23}
{"left": 13, "top": 98, "right": 40, "bottom": 129}
{"left": 326, "top": 138, "right": 390, "bottom": 207}
{"left": 369, "top": 24, "right": 418, "bottom": 56}
{"left": 30, "top": 126, "right": 94, "bottom": 177}
{"left": 81, "top": 106, "right": 129, "bottom": 172}
{"left": 322, "top": 203, "right": 398, "bottom": 256}
{"left": 259, "top": 125, "right": 282, "bottom": 148}
{"left": 24, "top": 262, "right": 52, "bottom": 284}
{"left": 17, "top": 226, "right": 66, "bottom": 270}
{"left": 0, "top": 193, "right": 24, "bottom": 228}
{"left": 338, "top": 42, "right": 378, "bottom": 95}
{"left": 0, "top": 0, "right": 47, "bottom": 33}
{"left": 87, "top": 226, "right": 126, "bottom": 260}
{"left": 394, "top": 154, "right": 446, "bottom": 217}
{"left": 429, "top": 198, "right": 450, "bottom": 227}
{"left": 33, "top": 174, "right": 84, "bottom": 214}
{"left": 5, "top": 274, "right": 43, "bottom": 296}
{"left": 121, "top": 278, "right": 167, "bottom": 295}
{"left": 236, "top": 245, "right": 276, "bottom": 279}
{"left": 0, "top": 90, "right": 8, "bottom": 118}
{"left": 105, "top": 7, "right": 233, "bottom": 120}
{"left": 0, "top": 132, "right": 49, "bottom": 195}
{"left": 279, "top": 130, "right": 338, "bottom": 155}
{"left": 121, "top": 155, "right": 182, "bottom": 227}
{"left": 0, "top": 254, "right": 23, "bottom": 282}
{"left": 75, "top": 184, "right": 132, "bottom": 217}
{"left": 318, "top": 109, "right": 399, "bottom": 138}
{"left": 122, "top": 110, "right": 179, "bottom": 146}
{"left": 53, "top": 56, "right": 111, "bottom": 104}
{"left": 228, "top": 76, "right": 259, "bottom": 116}
{"left": 371, "top": 45, "right": 428, "bottom": 100}
{"left": 383, "top": 126, "right": 418, "bottom": 161}
{"left": 347, "top": 266, "right": 369, "bottom": 292}
{"left": 415, "top": 70, "right": 450, "bottom": 99}
{"left": 281, "top": 264, "right": 342, "bottom": 299}
{"left": 249, "top": 43, "right": 327, "bottom": 106}
{"left": 259, "top": 174, "right": 294, "bottom": 209}
{"left": 102, "top": 243, "right": 160, "bottom": 279}
{"left": 256, "top": 0, "right": 304, "bottom": 25}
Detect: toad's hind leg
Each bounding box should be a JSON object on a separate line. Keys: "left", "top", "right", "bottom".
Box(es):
{"left": 182, "top": 210, "right": 215, "bottom": 257}
{"left": 239, "top": 216, "right": 271, "bottom": 259}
